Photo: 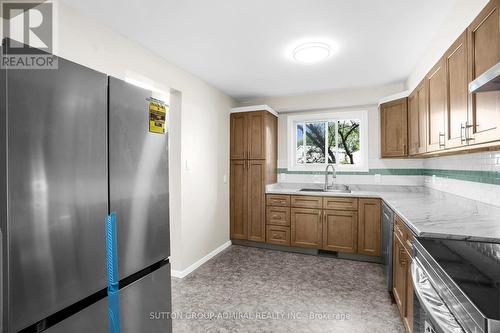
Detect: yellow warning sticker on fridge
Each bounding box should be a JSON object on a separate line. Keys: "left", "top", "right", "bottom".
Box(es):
{"left": 148, "top": 101, "right": 167, "bottom": 134}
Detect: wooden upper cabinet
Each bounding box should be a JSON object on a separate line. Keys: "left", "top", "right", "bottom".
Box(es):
{"left": 357, "top": 198, "right": 381, "bottom": 256}
{"left": 408, "top": 91, "right": 419, "bottom": 156}
{"left": 322, "top": 210, "right": 358, "bottom": 253}
{"left": 247, "top": 112, "right": 266, "bottom": 159}
{"left": 416, "top": 81, "right": 428, "bottom": 154}
{"left": 247, "top": 160, "right": 266, "bottom": 242}
{"left": 230, "top": 113, "right": 247, "bottom": 159}
{"left": 290, "top": 208, "right": 322, "bottom": 248}
{"left": 408, "top": 81, "right": 429, "bottom": 156}
{"left": 426, "top": 58, "right": 447, "bottom": 152}
{"left": 230, "top": 111, "right": 268, "bottom": 160}
{"left": 230, "top": 160, "right": 247, "bottom": 240}
{"left": 380, "top": 98, "right": 408, "bottom": 158}
{"left": 445, "top": 31, "right": 469, "bottom": 149}
{"left": 468, "top": 0, "right": 500, "bottom": 144}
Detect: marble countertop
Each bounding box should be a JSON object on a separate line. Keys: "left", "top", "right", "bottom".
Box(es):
{"left": 266, "top": 183, "right": 500, "bottom": 243}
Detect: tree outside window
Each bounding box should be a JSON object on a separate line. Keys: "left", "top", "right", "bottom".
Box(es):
{"left": 296, "top": 119, "right": 360, "bottom": 166}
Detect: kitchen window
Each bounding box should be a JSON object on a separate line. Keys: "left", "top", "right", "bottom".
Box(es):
{"left": 287, "top": 111, "right": 368, "bottom": 171}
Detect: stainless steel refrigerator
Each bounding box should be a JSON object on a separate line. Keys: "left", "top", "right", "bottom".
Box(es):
{"left": 1, "top": 43, "right": 171, "bottom": 332}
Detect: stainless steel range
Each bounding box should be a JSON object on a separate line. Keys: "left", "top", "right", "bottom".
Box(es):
{"left": 413, "top": 238, "right": 500, "bottom": 333}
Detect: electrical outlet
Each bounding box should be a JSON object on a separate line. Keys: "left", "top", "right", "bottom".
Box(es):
{"left": 374, "top": 174, "right": 381, "bottom": 183}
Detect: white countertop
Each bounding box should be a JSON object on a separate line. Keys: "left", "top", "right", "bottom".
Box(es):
{"left": 266, "top": 183, "right": 500, "bottom": 243}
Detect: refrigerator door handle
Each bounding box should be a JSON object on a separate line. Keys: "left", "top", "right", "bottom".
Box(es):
{"left": 106, "top": 212, "right": 121, "bottom": 333}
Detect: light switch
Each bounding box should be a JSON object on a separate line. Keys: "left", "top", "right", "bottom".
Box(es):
{"left": 223, "top": 174, "right": 227, "bottom": 184}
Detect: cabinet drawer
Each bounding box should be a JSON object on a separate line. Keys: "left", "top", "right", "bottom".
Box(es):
{"left": 266, "top": 194, "right": 290, "bottom": 207}
{"left": 394, "top": 216, "right": 405, "bottom": 240}
{"left": 266, "top": 225, "right": 290, "bottom": 246}
{"left": 290, "top": 195, "right": 323, "bottom": 209}
{"left": 323, "top": 197, "right": 358, "bottom": 210}
{"left": 266, "top": 206, "right": 290, "bottom": 226}
{"left": 395, "top": 216, "right": 414, "bottom": 255}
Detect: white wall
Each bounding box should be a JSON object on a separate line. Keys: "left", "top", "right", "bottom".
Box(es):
{"left": 55, "top": 3, "right": 235, "bottom": 272}
{"left": 406, "top": 0, "right": 489, "bottom": 91}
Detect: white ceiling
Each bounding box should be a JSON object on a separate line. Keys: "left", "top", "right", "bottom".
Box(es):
{"left": 62, "top": 0, "right": 457, "bottom": 99}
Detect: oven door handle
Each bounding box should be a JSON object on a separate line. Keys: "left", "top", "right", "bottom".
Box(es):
{"left": 411, "top": 260, "right": 464, "bottom": 333}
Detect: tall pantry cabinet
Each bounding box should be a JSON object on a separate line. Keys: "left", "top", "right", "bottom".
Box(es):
{"left": 230, "top": 109, "right": 277, "bottom": 242}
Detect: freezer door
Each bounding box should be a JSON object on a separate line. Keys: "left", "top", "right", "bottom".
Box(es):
{"left": 47, "top": 262, "right": 172, "bottom": 333}
{"left": 108, "top": 77, "right": 170, "bottom": 279}
{"left": 6, "top": 59, "right": 108, "bottom": 331}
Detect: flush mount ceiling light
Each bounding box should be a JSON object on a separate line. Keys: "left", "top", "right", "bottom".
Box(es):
{"left": 292, "top": 42, "right": 331, "bottom": 64}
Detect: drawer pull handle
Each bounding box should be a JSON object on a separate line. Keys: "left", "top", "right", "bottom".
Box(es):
{"left": 272, "top": 233, "right": 283, "bottom": 240}
{"left": 399, "top": 249, "right": 408, "bottom": 264}
{"left": 272, "top": 199, "right": 286, "bottom": 204}
{"left": 272, "top": 214, "right": 281, "bottom": 219}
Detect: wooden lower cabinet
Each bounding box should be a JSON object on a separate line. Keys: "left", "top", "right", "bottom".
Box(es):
{"left": 290, "top": 208, "right": 322, "bottom": 248}
{"left": 357, "top": 199, "right": 381, "bottom": 256}
{"left": 267, "top": 195, "right": 381, "bottom": 255}
{"left": 230, "top": 160, "right": 247, "bottom": 240}
{"left": 322, "top": 210, "right": 358, "bottom": 253}
{"left": 392, "top": 235, "right": 407, "bottom": 318}
{"left": 266, "top": 225, "right": 290, "bottom": 246}
{"left": 266, "top": 206, "right": 290, "bottom": 226}
{"left": 404, "top": 249, "right": 414, "bottom": 333}
{"left": 230, "top": 159, "right": 266, "bottom": 242}
{"left": 247, "top": 160, "right": 266, "bottom": 242}
{"left": 393, "top": 218, "right": 414, "bottom": 333}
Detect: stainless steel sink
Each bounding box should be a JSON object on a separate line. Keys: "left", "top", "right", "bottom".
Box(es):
{"left": 299, "top": 184, "right": 351, "bottom": 194}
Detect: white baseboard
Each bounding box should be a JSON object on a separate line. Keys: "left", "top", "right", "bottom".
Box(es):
{"left": 171, "top": 240, "right": 232, "bottom": 279}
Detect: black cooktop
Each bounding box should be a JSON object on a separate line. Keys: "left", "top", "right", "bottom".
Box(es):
{"left": 419, "top": 238, "right": 500, "bottom": 321}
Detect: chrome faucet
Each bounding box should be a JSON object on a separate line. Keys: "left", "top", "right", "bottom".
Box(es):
{"left": 324, "top": 164, "right": 336, "bottom": 191}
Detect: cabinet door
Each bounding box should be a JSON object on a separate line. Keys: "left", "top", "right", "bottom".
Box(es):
{"left": 426, "top": 58, "right": 447, "bottom": 152}
{"left": 247, "top": 160, "right": 266, "bottom": 242}
{"left": 230, "top": 160, "right": 247, "bottom": 239}
{"left": 357, "top": 198, "right": 381, "bottom": 256}
{"left": 322, "top": 210, "right": 358, "bottom": 253}
{"left": 291, "top": 208, "right": 322, "bottom": 248}
{"left": 404, "top": 248, "right": 414, "bottom": 333}
{"left": 247, "top": 112, "right": 266, "bottom": 159}
{"left": 445, "top": 31, "right": 469, "bottom": 149}
{"left": 416, "top": 81, "right": 428, "bottom": 154}
{"left": 380, "top": 98, "right": 408, "bottom": 157}
{"left": 408, "top": 91, "right": 419, "bottom": 155}
{"left": 468, "top": 0, "right": 500, "bottom": 144}
{"left": 392, "top": 236, "right": 407, "bottom": 318}
{"left": 230, "top": 113, "right": 247, "bottom": 159}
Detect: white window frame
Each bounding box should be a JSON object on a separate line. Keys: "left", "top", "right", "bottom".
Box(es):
{"left": 287, "top": 110, "right": 368, "bottom": 172}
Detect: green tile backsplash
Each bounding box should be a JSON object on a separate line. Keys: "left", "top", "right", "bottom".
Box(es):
{"left": 275, "top": 168, "right": 500, "bottom": 186}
